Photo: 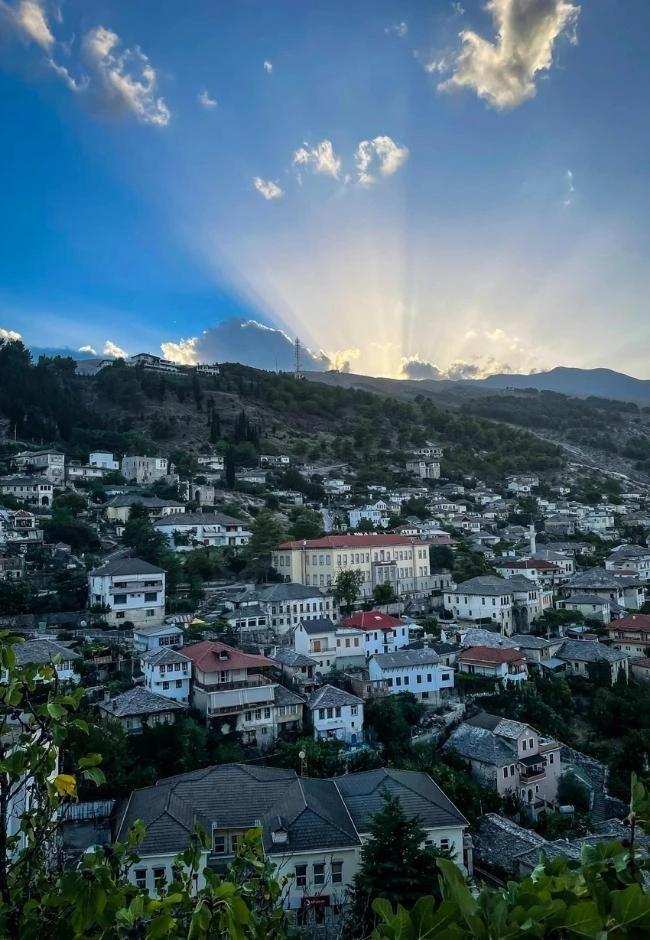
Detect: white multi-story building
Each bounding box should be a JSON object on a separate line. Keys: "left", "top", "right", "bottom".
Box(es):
{"left": 120, "top": 455, "right": 169, "bottom": 484}
{"left": 197, "top": 454, "right": 225, "bottom": 472}
{"left": 293, "top": 619, "right": 338, "bottom": 673}
{"left": 133, "top": 622, "right": 184, "bottom": 653}
{"left": 153, "top": 512, "right": 250, "bottom": 550}
{"left": 348, "top": 502, "right": 389, "bottom": 530}
{"left": 272, "top": 535, "right": 434, "bottom": 598}
{"left": 196, "top": 363, "right": 220, "bottom": 376}
{"left": 0, "top": 476, "right": 53, "bottom": 507}
{"left": 235, "top": 583, "right": 337, "bottom": 635}
{"left": 405, "top": 460, "right": 441, "bottom": 480}
{"left": 413, "top": 444, "right": 444, "bottom": 459}
{"left": 338, "top": 611, "right": 412, "bottom": 657}
{"left": 368, "top": 649, "right": 454, "bottom": 703}
{"left": 89, "top": 451, "right": 120, "bottom": 470}
{"left": 444, "top": 575, "right": 514, "bottom": 632}
{"left": 88, "top": 558, "right": 166, "bottom": 627}
{"left": 307, "top": 685, "right": 364, "bottom": 745}
{"left": 66, "top": 463, "right": 105, "bottom": 483}
{"left": 142, "top": 648, "right": 192, "bottom": 703}
{"left": 14, "top": 449, "right": 65, "bottom": 484}
{"left": 606, "top": 545, "right": 650, "bottom": 583}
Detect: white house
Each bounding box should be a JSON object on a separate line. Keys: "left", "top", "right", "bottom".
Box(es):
{"left": 444, "top": 576, "right": 514, "bottom": 632}
{"left": 348, "top": 502, "right": 389, "bottom": 530}
{"left": 368, "top": 649, "right": 454, "bottom": 703}
{"left": 606, "top": 545, "right": 650, "bottom": 583}
{"left": 338, "top": 611, "right": 412, "bottom": 657}
{"left": 142, "top": 647, "right": 192, "bottom": 703}
{"left": 293, "top": 619, "right": 338, "bottom": 673}
{"left": 238, "top": 583, "right": 337, "bottom": 635}
{"left": 153, "top": 512, "right": 251, "bottom": 550}
{"left": 120, "top": 456, "right": 169, "bottom": 484}
{"left": 89, "top": 451, "right": 120, "bottom": 470}
{"left": 556, "top": 595, "right": 612, "bottom": 624}
{"left": 0, "top": 476, "right": 53, "bottom": 507}
{"left": 98, "top": 687, "right": 187, "bottom": 732}
{"left": 133, "top": 622, "right": 184, "bottom": 653}
{"left": 14, "top": 449, "right": 65, "bottom": 484}
{"left": 456, "top": 646, "right": 529, "bottom": 683}
{"left": 6, "top": 638, "right": 81, "bottom": 684}
{"left": 307, "top": 685, "right": 364, "bottom": 746}
{"left": 89, "top": 558, "right": 166, "bottom": 627}
{"left": 405, "top": 460, "right": 441, "bottom": 480}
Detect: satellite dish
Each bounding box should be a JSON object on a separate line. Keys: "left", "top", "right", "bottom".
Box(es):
{"left": 298, "top": 750, "right": 306, "bottom": 760}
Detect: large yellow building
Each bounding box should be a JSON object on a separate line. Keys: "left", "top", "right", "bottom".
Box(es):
{"left": 272, "top": 534, "right": 436, "bottom": 598}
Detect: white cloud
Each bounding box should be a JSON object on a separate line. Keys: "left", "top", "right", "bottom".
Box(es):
{"left": 293, "top": 140, "right": 342, "bottom": 180}
{"left": 451, "top": 1, "right": 465, "bottom": 15}
{"left": 82, "top": 26, "right": 170, "bottom": 126}
{"left": 439, "top": 0, "right": 580, "bottom": 110}
{"left": 253, "top": 177, "right": 284, "bottom": 200}
{"left": 354, "top": 135, "right": 409, "bottom": 185}
{"left": 385, "top": 22, "right": 408, "bottom": 37}
{"left": 0, "top": 327, "right": 22, "bottom": 341}
{"left": 103, "top": 339, "right": 128, "bottom": 358}
{"left": 424, "top": 55, "right": 450, "bottom": 74}
{"left": 563, "top": 168, "right": 575, "bottom": 206}
{"left": 263, "top": 60, "right": 273, "bottom": 73}
{"left": 161, "top": 337, "right": 199, "bottom": 364}
{"left": 78, "top": 344, "right": 97, "bottom": 354}
{"left": 321, "top": 347, "right": 361, "bottom": 372}
{"left": 1, "top": 0, "right": 55, "bottom": 50}
{"left": 198, "top": 89, "right": 217, "bottom": 109}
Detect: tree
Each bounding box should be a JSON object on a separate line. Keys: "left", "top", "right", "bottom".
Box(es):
{"left": 52, "top": 491, "right": 87, "bottom": 518}
{"left": 288, "top": 508, "right": 323, "bottom": 541}
{"left": 333, "top": 569, "right": 364, "bottom": 613}
{"left": 348, "top": 792, "right": 448, "bottom": 938}
{"left": 557, "top": 771, "right": 591, "bottom": 812}
{"left": 364, "top": 694, "right": 424, "bottom": 763}
{"left": 372, "top": 583, "right": 396, "bottom": 606}
{"left": 429, "top": 545, "right": 455, "bottom": 571}
{"left": 123, "top": 511, "right": 168, "bottom": 564}
{"left": 356, "top": 518, "right": 376, "bottom": 534}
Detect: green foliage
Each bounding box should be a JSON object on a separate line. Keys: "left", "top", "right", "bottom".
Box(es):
{"left": 406, "top": 743, "right": 502, "bottom": 825}
{"left": 287, "top": 507, "right": 323, "bottom": 541}
{"left": 373, "top": 583, "right": 396, "bottom": 605}
{"left": 429, "top": 545, "right": 455, "bottom": 571}
{"left": 364, "top": 694, "right": 424, "bottom": 763}
{"left": 333, "top": 568, "right": 364, "bottom": 613}
{"left": 557, "top": 772, "right": 592, "bottom": 813}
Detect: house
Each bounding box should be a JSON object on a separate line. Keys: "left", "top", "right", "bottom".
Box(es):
{"left": 509, "top": 634, "right": 560, "bottom": 664}
{"left": 444, "top": 576, "right": 514, "bottom": 632}
{"left": 197, "top": 454, "right": 225, "bottom": 472}
{"left": 142, "top": 648, "right": 192, "bottom": 703}
{"left": 120, "top": 456, "right": 169, "bottom": 484}
{"left": 272, "top": 535, "right": 435, "bottom": 598}
{"left": 88, "top": 558, "right": 166, "bottom": 627}
{"left": 293, "top": 618, "right": 338, "bottom": 673}
{"left": 348, "top": 502, "right": 389, "bottom": 530}
{"left": 130, "top": 353, "right": 180, "bottom": 373}
{"left": 544, "top": 514, "right": 577, "bottom": 537}
{"left": 494, "top": 559, "right": 563, "bottom": 584}
{"left": 98, "top": 686, "right": 187, "bottom": 732}
{"left": 506, "top": 575, "right": 554, "bottom": 633}
{"left": 506, "top": 475, "right": 539, "bottom": 495}
{"left": 66, "top": 463, "right": 105, "bottom": 483}
{"left": 104, "top": 495, "right": 185, "bottom": 525}
{"left": 0, "top": 554, "right": 25, "bottom": 580}
{"left": 445, "top": 712, "right": 562, "bottom": 813}
{"left": 153, "top": 512, "right": 251, "bottom": 550}
{"left": 224, "top": 605, "right": 269, "bottom": 638}
{"left": 556, "top": 595, "right": 612, "bottom": 624}
{"left": 334, "top": 627, "right": 366, "bottom": 669}
{"left": 368, "top": 649, "right": 454, "bottom": 703}
{"left": 563, "top": 568, "right": 645, "bottom": 611}
{"left": 4, "top": 638, "right": 81, "bottom": 684}
{"left": 0, "top": 476, "right": 53, "bottom": 507}
{"left": 238, "top": 583, "right": 337, "bottom": 635}
{"left": 606, "top": 545, "right": 650, "bottom": 582}
{"left": 578, "top": 510, "right": 616, "bottom": 536}
{"left": 606, "top": 613, "right": 650, "bottom": 657}
{"left": 529, "top": 549, "right": 575, "bottom": 577}
{"left": 405, "top": 460, "right": 441, "bottom": 480}
{"left": 269, "top": 649, "right": 319, "bottom": 692}
{"left": 456, "top": 646, "right": 528, "bottom": 683}
{"left": 259, "top": 454, "right": 291, "bottom": 468}
{"left": 338, "top": 610, "right": 412, "bottom": 657}
{"left": 178, "top": 640, "right": 294, "bottom": 746}
{"left": 555, "top": 639, "right": 629, "bottom": 684}
{"left": 14, "top": 449, "right": 65, "bottom": 484}
{"left": 307, "top": 685, "right": 364, "bottom": 745}
{"left": 133, "top": 622, "right": 184, "bottom": 653}
{"left": 413, "top": 444, "right": 444, "bottom": 459}
{"left": 89, "top": 451, "right": 120, "bottom": 470}
{"left": 196, "top": 363, "right": 220, "bottom": 376}
{"left": 2, "top": 510, "right": 44, "bottom": 548}
{"left": 113, "top": 764, "right": 469, "bottom": 923}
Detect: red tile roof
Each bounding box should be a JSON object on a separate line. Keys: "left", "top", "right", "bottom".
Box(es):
{"left": 610, "top": 613, "right": 650, "bottom": 634}
{"left": 277, "top": 535, "right": 428, "bottom": 549}
{"left": 179, "top": 640, "right": 274, "bottom": 674}
{"left": 457, "top": 646, "right": 526, "bottom": 665}
{"left": 340, "top": 611, "right": 405, "bottom": 631}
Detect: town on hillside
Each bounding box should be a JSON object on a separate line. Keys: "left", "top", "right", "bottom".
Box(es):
{"left": 3, "top": 354, "right": 650, "bottom": 933}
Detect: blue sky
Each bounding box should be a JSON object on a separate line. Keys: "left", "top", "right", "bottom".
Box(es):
{"left": 2, "top": 0, "right": 650, "bottom": 378}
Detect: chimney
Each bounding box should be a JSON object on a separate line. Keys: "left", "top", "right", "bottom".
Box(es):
{"left": 529, "top": 524, "right": 536, "bottom": 556}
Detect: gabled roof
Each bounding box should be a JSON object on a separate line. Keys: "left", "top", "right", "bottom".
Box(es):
{"left": 610, "top": 613, "right": 650, "bottom": 633}
{"left": 371, "top": 649, "right": 442, "bottom": 670}
{"left": 307, "top": 684, "right": 364, "bottom": 710}
{"left": 445, "top": 722, "right": 516, "bottom": 766}
{"left": 105, "top": 495, "right": 184, "bottom": 509}
{"left": 334, "top": 768, "right": 467, "bottom": 832}
{"left": 566, "top": 567, "right": 639, "bottom": 590}
{"left": 564, "top": 594, "right": 611, "bottom": 605}
{"left": 278, "top": 535, "right": 428, "bottom": 549}
{"left": 178, "top": 640, "right": 274, "bottom": 673}
{"left": 453, "top": 575, "right": 511, "bottom": 596}
{"left": 297, "top": 617, "right": 337, "bottom": 636}
{"left": 509, "top": 635, "right": 551, "bottom": 649}
{"left": 273, "top": 685, "right": 306, "bottom": 707}
{"left": 134, "top": 622, "right": 183, "bottom": 636}
{"left": 457, "top": 646, "right": 525, "bottom": 665}
{"left": 99, "top": 686, "right": 187, "bottom": 718}
{"left": 557, "top": 640, "right": 628, "bottom": 664}
{"left": 256, "top": 583, "right": 328, "bottom": 602}
{"left": 497, "top": 559, "right": 561, "bottom": 572}
{"left": 89, "top": 557, "right": 166, "bottom": 577}
{"left": 464, "top": 712, "right": 532, "bottom": 739}
{"left": 153, "top": 512, "right": 245, "bottom": 527}
{"left": 270, "top": 649, "right": 318, "bottom": 669}
{"left": 141, "top": 648, "right": 191, "bottom": 667}
{"left": 13, "top": 638, "right": 81, "bottom": 666}
{"left": 340, "top": 611, "right": 405, "bottom": 631}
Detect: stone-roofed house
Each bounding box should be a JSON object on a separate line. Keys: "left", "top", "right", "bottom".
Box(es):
{"left": 270, "top": 648, "right": 318, "bottom": 692}
{"left": 563, "top": 567, "right": 644, "bottom": 611}
{"left": 89, "top": 558, "right": 166, "bottom": 628}
{"left": 556, "top": 639, "right": 629, "bottom": 684}
{"left": 368, "top": 649, "right": 454, "bottom": 703}
{"left": 98, "top": 686, "right": 187, "bottom": 733}
{"left": 606, "top": 544, "right": 650, "bottom": 583}
{"left": 142, "top": 647, "right": 192, "bottom": 702}
{"left": 113, "top": 763, "right": 470, "bottom": 922}
{"left": 153, "top": 512, "right": 251, "bottom": 550}
{"left": 445, "top": 712, "right": 562, "bottom": 814}
{"left": 293, "top": 618, "right": 338, "bottom": 673}
{"left": 103, "top": 495, "right": 185, "bottom": 525}
{"left": 444, "top": 576, "right": 514, "bottom": 633}
{"left": 233, "top": 583, "right": 337, "bottom": 635}
{"left": 307, "top": 685, "right": 364, "bottom": 745}
{"left": 556, "top": 594, "right": 612, "bottom": 624}
{"left": 5, "top": 638, "right": 81, "bottom": 683}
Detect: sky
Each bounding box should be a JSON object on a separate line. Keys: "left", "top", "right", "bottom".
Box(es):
{"left": 2, "top": 0, "right": 650, "bottom": 379}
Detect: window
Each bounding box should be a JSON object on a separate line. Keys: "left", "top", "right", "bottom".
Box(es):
{"left": 254, "top": 709, "right": 262, "bottom": 720}
{"left": 313, "top": 863, "right": 325, "bottom": 886}
{"left": 264, "top": 707, "right": 271, "bottom": 719}
{"left": 522, "top": 740, "right": 527, "bottom": 751}
{"left": 319, "top": 709, "right": 325, "bottom": 720}
{"left": 395, "top": 677, "right": 402, "bottom": 686}
{"left": 295, "top": 865, "right": 307, "bottom": 888}
{"left": 427, "top": 673, "right": 432, "bottom": 682}
{"left": 113, "top": 594, "right": 127, "bottom": 605}
{"left": 245, "top": 711, "right": 252, "bottom": 722}
{"left": 335, "top": 706, "right": 341, "bottom": 717}
{"left": 503, "top": 767, "right": 509, "bottom": 778}
{"left": 146, "top": 609, "right": 155, "bottom": 617}
{"left": 153, "top": 867, "right": 165, "bottom": 883}
{"left": 134, "top": 869, "right": 147, "bottom": 890}
{"left": 144, "top": 592, "right": 157, "bottom": 602}
{"left": 416, "top": 674, "right": 422, "bottom": 684}
{"left": 176, "top": 680, "right": 183, "bottom": 688}
{"left": 403, "top": 676, "right": 409, "bottom": 686}
{"left": 213, "top": 833, "right": 226, "bottom": 854}
{"left": 549, "top": 753, "right": 554, "bottom": 764}
{"left": 332, "top": 861, "right": 343, "bottom": 884}
{"left": 162, "top": 681, "right": 169, "bottom": 690}
{"left": 351, "top": 705, "right": 358, "bottom": 716}
{"left": 327, "top": 707, "right": 334, "bottom": 719}
{"left": 440, "top": 839, "right": 450, "bottom": 851}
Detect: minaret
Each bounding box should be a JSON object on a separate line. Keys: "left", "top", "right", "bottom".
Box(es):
{"left": 529, "top": 523, "right": 536, "bottom": 556}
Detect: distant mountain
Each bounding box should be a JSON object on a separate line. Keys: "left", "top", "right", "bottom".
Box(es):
{"left": 473, "top": 367, "right": 650, "bottom": 404}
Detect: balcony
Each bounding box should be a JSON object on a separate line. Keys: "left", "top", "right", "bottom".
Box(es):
{"left": 194, "top": 674, "right": 273, "bottom": 693}
{"left": 110, "top": 580, "right": 164, "bottom": 593}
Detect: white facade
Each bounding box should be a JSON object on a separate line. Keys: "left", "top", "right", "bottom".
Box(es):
{"left": 14, "top": 450, "right": 65, "bottom": 484}
{"left": 308, "top": 687, "right": 364, "bottom": 745}
{"left": 133, "top": 623, "right": 184, "bottom": 653}
{"left": 196, "top": 363, "right": 220, "bottom": 376}
{"left": 66, "top": 464, "right": 104, "bottom": 482}
{"left": 293, "top": 621, "right": 338, "bottom": 673}
{"left": 121, "top": 455, "right": 169, "bottom": 484}
{"left": 154, "top": 513, "right": 251, "bottom": 550}
{"left": 89, "top": 561, "right": 166, "bottom": 627}
{"left": 143, "top": 650, "right": 191, "bottom": 702}
{"left": 348, "top": 502, "right": 389, "bottom": 529}
{"left": 0, "top": 477, "right": 53, "bottom": 507}
{"left": 368, "top": 655, "right": 454, "bottom": 703}
{"left": 405, "top": 460, "right": 441, "bottom": 480}
{"left": 89, "top": 451, "right": 119, "bottom": 470}
{"left": 444, "top": 584, "right": 514, "bottom": 631}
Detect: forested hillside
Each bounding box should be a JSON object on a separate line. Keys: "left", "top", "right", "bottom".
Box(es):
{"left": 0, "top": 339, "right": 563, "bottom": 482}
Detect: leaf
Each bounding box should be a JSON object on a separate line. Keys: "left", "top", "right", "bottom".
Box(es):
{"left": 53, "top": 774, "right": 77, "bottom": 798}
{"left": 46, "top": 702, "right": 67, "bottom": 720}
{"left": 372, "top": 898, "right": 394, "bottom": 924}
{"left": 82, "top": 767, "right": 106, "bottom": 787}
{"left": 559, "top": 900, "right": 603, "bottom": 937}
{"left": 611, "top": 884, "right": 650, "bottom": 929}
{"left": 79, "top": 753, "right": 103, "bottom": 768}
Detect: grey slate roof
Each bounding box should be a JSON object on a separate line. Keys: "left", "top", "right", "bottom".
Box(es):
{"left": 133, "top": 623, "right": 183, "bottom": 636}
{"left": 454, "top": 575, "right": 511, "bottom": 596}
{"left": 89, "top": 557, "right": 166, "bottom": 577}
{"left": 99, "top": 687, "right": 187, "bottom": 718}
{"left": 261, "top": 776, "right": 359, "bottom": 854}
{"left": 307, "top": 684, "right": 364, "bottom": 710}
{"left": 270, "top": 648, "right": 318, "bottom": 669}
{"left": 474, "top": 814, "right": 548, "bottom": 874}
{"left": 273, "top": 684, "right": 306, "bottom": 707}
{"left": 141, "top": 648, "right": 191, "bottom": 668}
{"left": 465, "top": 712, "right": 530, "bottom": 740}
{"left": 13, "top": 638, "right": 81, "bottom": 666}
{"left": 226, "top": 604, "right": 267, "bottom": 621}
{"left": 298, "top": 618, "right": 337, "bottom": 636}
{"left": 371, "top": 649, "right": 441, "bottom": 670}
{"left": 566, "top": 567, "right": 639, "bottom": 591}
{"left": 557, "top": 640, "right": 628, "bottom": 664}
{"left": 445, "top": 719, "right": 521, "bottom": 767}
{"left": 510, "top": 635, "right": 552, "bottom": 650}
{"left": 563, "top": 594, "right": 611, "bottom": 605}
{"left": 257, "top": 583, "right": 329, "bottom": 602}
{"left": 154, "top": 512, "right": 245, "bottom": 527}
{"left": 334, "top": 768, "right": 468, "bottom": 832}
{"left": 106, "top": 495, "right": 184, "bottom": 509}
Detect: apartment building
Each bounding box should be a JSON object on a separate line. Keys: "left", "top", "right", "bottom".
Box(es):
{"left": 88, "top": 558, "right": 166, "bottom": 627}
{"left": 120, "top": 455, "right": 169, "bottom": 484}
{"left": 272, "top": 535, "right": 434, "bottom": 598}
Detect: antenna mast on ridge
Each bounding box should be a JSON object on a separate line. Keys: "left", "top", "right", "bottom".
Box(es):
{"left": 294, "top": 337, "right": 302, "bottom": 379}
